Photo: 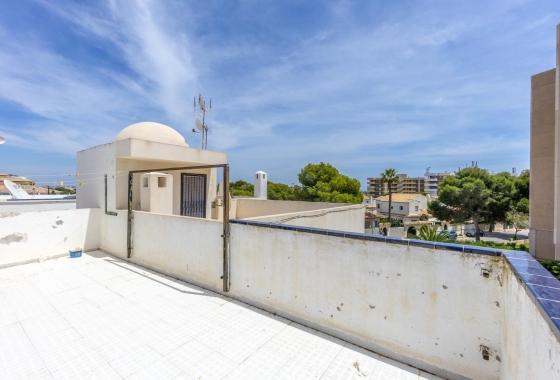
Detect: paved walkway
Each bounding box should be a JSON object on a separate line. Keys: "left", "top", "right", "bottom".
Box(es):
{"left": 0, "top": 251, "right": 444, "bottom": 380}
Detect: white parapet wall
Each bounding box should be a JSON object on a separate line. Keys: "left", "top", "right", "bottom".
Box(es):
{"left": 234, "top": 199, "right": 365, "bottom": 233}
{"left": 0, "top": 208, "right": 100, "bottom": 268}
{"left": 245, "top": 204, "right": 365, "bottom": 233}
{"left": 228, "top": 224, "right": 504, "bottom": 380}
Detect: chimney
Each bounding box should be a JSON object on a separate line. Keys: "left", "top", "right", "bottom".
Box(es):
{"left": 254, "top": 171, "right": 267, "bottom": 200}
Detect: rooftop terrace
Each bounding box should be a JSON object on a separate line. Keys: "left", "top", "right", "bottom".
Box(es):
{"left": 0, "top": 251, "right": 443, "bottom": 380}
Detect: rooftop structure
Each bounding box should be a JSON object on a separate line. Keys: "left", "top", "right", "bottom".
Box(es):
{"left": 529, "top": 24, "right": 560, "bottom": 260}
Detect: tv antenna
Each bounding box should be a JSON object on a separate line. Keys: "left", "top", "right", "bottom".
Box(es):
{"left": 192, "top": 93, "right": 212, "bottom": 149}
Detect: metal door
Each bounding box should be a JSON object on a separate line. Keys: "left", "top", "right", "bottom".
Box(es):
{"left": 181, "top": 174, "right": 207, "bottom": 218}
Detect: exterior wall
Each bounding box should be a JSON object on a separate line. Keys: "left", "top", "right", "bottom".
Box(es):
{"left": 234, "top": 199, "right": 350, "bottom": 219}
{"left": 556, "top": 24, "right": 560, "bottom": 260}
{"left": 111, "top": 211, "right": 224, "bottom": 292}
{"left": 0, "top": 208, "right": 100, "bottom": 268}
{"left": 76, "top": 142, "right": 117, "bottom": 210}
{"left": 140, "top": 172, "right": 173, "bottom": 214}
{"left": 245, "top": 204, "right": 364, "bottom": 233}
{"left": 530, "top": 69, "right": 556, "bottom": 259}
{"left": 500, "top": 263, "right": 560, "bottom": 380}
{"left": 228, "top": 225, "right": 504, "bottom": 380}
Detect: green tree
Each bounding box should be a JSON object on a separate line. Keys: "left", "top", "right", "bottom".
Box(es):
{"left": 515, "top": 169, "right": 530, "bottom": 200}
{"left": 487, "top": 172, "right": 516, "bottom": 229}
{"left": 380, "top": 168, "right": 399, "bottom": 223}
{"left": 515, "top": 198, "right": 529, "bottom": 214}
{"left": 295, "top": 163, "right": 362, "bottom": 203}
{"left": 428, "top": 168, "right": 494, "bottom": 241}
{"left": 229, "top": 180, "right": 254, "bottom": 197}
{"left": 505, "top": 210, "right": 529, "bottom": 240}
{"left": 407, "top": 224, "right": 450, "bottom": 242}
{"left": 267, "top": 182, "right": 295, "bottom": 200}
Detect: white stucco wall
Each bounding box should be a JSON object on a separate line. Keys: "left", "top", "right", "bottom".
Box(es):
{"left": 234, "top": 199, "right": 353, "bottom": 219}
{"left": 500, "top": 267, "right": 560, "bottom": 379}
{"left": 127, "top": 211, "right": 224, "bottom": 292}
{"left": 0, "top": 208, "right": 100, "bottom": 267}
{"left": 76, "top": 142, "right": 117, "bottom": 210}
{"left": 246, "top": 204, "right": 365, "bottom": 233}
{"left": 228, "top": 225, "right": 504, "bottom": 380}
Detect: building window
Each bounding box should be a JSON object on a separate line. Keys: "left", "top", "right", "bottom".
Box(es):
{"left": 158, "top": 177, "right": 166, "bottom": 187}
{"left": 415, "top": 206, "right": 418, "bottom": 211}
{"left": 377, "top": 204, "right": 380, "bottom": 208}
{"left": 399, "top": 205, "right": 403, "bottom": 210}
{"left": 263, "top": 174, "right": 266, "bottom": 179}
{"left": 391, "top": 206, "right": 393, "bottom": 209}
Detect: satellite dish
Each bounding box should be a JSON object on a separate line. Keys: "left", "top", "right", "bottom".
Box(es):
{"left": 0, "top": 136, "right": 5, "bottom": 144}
{"left": 3, "top": 180, "right": 31, "bottom": 200}
{"left": 195, "top": 119, "right": 204, "bottom": 131}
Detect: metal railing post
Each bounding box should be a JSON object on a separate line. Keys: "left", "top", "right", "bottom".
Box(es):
{"left": 223, "top": 165, "right": 230, "bottom": 292}
{"left": 127, "top": 173, "right": 133, "bottom": 258}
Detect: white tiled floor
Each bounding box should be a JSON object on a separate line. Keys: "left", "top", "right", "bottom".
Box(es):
{"left": 0, "top": 251, "right": 446, "bottom": 380}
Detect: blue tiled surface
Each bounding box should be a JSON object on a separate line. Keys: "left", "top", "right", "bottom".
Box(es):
{"left": 527, "top": 284, "right": 560, "bottom": 302}
{"left": 518, "top": 272, "right": 560, "bottom": 289}
{"left": 229, "top": 219, "right": 503, "bottom": 255}
{"left": 230, "top": 218, "right": 560, "bottom": 333}
{"left": 507, "top": 257, "right": 553, "bottom": 277}
{"left": 537, "top": 298, "right": 560, "bottom": 320}
{"left": 501, "top": 249, "right": 560, "bottom": 334}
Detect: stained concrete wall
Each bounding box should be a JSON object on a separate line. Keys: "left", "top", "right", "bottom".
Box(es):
{"left": 0, "top": 208, "right": 100, "bottom": 267}
{"left": 530, "top": 68, "right": 556, "bottom": 259}
{"left": 500, "top": 264, "right": 560, "bottom": 379}
{"left": 228, "top": 225, "right": 504, "bottom": 380}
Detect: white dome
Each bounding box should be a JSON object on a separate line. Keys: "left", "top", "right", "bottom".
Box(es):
{"left": 114, "top": 122, "right": 188, "bottom": 147}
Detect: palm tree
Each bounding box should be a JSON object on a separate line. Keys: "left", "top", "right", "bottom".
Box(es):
{"left": 380, "top": 168, "right": 399, "bottom": 227}
{"left": 407, "top": 224, "right": 450, "bottom": 242}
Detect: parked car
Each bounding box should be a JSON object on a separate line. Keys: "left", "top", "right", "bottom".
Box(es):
{"left": 441, "top": 230, "right": 457, "bottom": 239}
{"left": 465, "top": 229, "right": 485, "bottom": 237}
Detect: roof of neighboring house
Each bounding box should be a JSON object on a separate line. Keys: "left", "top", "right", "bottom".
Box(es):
{"left": 375, "top": 193, "right": 425, "bottom": 203}
{"left": 363, "top": 195, "right": 371, "bottom": 200}
{"left": 3, "top": 178, "right": 33, "bottom": 184}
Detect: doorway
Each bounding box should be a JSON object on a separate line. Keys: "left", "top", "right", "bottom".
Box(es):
{"left": 181, "top": 173, "right": 207, "bottom": 218}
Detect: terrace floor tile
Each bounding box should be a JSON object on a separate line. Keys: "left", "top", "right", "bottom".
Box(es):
{"left": 0, "top": 251, "right": 446, "bottom": 380}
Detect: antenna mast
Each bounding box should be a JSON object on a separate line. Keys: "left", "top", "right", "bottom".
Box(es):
{"left": 192, "top": 93, "right": 212, "bottom": 150}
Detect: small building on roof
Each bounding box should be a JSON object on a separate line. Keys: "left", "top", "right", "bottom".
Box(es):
{"left": 77, "top": 122, "right": 226, "bottom": 218}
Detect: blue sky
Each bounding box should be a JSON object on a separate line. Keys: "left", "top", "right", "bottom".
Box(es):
{"left": 0, "top": 0, "right": 558, "bottom": 188}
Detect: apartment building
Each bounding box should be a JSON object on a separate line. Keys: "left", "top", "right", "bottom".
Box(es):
{"left": 367, "top": 169, "right": 451, "bottom": 197}
{"left": 529, "top": 24, "right": 559, "bottom": 260}
{"left": 424, "top": 168, "right": 452, "bottom": 197}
